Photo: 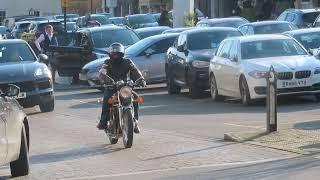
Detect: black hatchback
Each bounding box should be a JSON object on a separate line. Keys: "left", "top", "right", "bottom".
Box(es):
{"left": 0, "top": 40, "right": 54, "bottom": 112}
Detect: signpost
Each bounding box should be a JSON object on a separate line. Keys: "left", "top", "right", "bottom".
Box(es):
{"left": 266, "top": 66, "right": 277, "bottom": 132}
{"left": 61, "top": 0, "right": 68, "bottom": 33}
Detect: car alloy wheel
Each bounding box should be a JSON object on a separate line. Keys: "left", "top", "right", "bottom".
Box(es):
{"left": 240, "top": 77, "right": 252, "bottom": 105}
{"left": 210, "top": 74, "right": 223, "bottom": 101}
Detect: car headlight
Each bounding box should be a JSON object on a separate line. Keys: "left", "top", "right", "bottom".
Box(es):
{"left": 192, "top": 60, "right": 210, "bottom": 68}
{"left": 35, "top": 67, "right": 51, "bottom": 77}
{"left": 248, "top": 71, "right": 268, "bottom": 79}
{"left": 120, "top": 86, "right": 132, "bottom": 99}
{"left": 314, "top": 68, "right": 320, "bottom": 74}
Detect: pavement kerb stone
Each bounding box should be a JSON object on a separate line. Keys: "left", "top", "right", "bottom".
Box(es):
{"left": 224, "top": 129, "right": 320, "bottom": 155}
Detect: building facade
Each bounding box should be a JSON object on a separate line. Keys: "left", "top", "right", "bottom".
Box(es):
{"left": 139, "top": 0, "right": 173, "bottom": 13}
{"left": 0, "top": 0, "right": 62, "bottom": 22}
{"left": 67, "top": 0, "right": 103, "bottom": 16}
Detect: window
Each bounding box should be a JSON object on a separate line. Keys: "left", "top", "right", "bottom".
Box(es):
{"left": 219, "top": 40, "right": 232, "bottom": 59}
{"left": 247, "top": 26, "right": 254, "bottom": 35}
{"left": 152, "top": 38, "right": 177, "bottom": 54}
{"left": 285, "top": 13, "right": 296, "bottom": 22}
{"left": 277, "top": 12, "right": 287, "bottom": 21}
{"left": 239, "top": 26, "right": 248, "bottom": 35}
{"left": 0, "top": 11, "right": 6, "bottom": 25}
{"left": 229, "top": 41, "right": 238, "bottom": 60}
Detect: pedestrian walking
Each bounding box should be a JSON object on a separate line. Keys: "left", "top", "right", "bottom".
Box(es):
{"left": 34, "top": 24, "right": 59, "bottom": 83}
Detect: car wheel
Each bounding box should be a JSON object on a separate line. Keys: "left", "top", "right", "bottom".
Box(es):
{"left": 10, "top": 125, "right": 29, "bottom": 177}
{"left": 167, "top": 74, "right": 181, "bottom": 95}
{"left": 240, "top": 77, "right": 253, "bottom": 106}
{"left": 39, "top": 95, "right": 55, "bottom": 112}
{"left": 210, "top": 74, "right": 224, "bottom": 101}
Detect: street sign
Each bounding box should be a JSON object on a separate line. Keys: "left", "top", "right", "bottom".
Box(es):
{"left": 61, "top": 0, "right": 69, "bottom": 8}
{"left": 266, "top": 66, "right": 277, "bottom": 132}
{"left": 106, "top": 0, "right": 117, "bottom": 8}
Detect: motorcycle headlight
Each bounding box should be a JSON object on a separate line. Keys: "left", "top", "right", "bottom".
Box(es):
{"left": 120, "top": 86, "right": 132, "bottom": 99}
{"left": 315, "top": 67, "right": 320, "bottom": 74}
{"left": 192, "top": 60, "right": 210, "bottom": 68}
{"left": 248, "top": 71, "right": 268, "bottom": 79}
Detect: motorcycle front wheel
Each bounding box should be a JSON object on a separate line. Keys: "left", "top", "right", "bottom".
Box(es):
{"left": 122, "top": 109, "right": 134, "bottom": 148}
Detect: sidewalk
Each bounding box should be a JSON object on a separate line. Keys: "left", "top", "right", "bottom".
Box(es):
{"left": 224, "top": 122, "right": 320, "bottom": 155}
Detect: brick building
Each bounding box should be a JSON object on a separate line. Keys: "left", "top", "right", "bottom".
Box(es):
{"left": 67, "top": 0, "right": 103, "bottom": 16}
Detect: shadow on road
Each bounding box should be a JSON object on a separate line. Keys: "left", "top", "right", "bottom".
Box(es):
{"left": 294, "top": 120, "right": 320, "bottom": 130}
{"left": 30, "top": 144, "right": 122, "bottom": 165}
{"left": 69, "top": 100, "right": 100, "bottom": 109}
{"left": 55, "top": 91, "right": 102, "bottom": 101}
{"left": 157, "top": 155, "right": 320, "bottom": 180}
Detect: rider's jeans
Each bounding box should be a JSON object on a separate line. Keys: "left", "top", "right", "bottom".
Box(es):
{"left": 100, "top": 88, "right": 139, "bottom": 124}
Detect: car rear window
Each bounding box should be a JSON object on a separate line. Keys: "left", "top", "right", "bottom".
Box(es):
{"left": 303, "top": 12, "right": 320, "bottom": 23}
{"left": 188, "top": 31, "right": 242, "bottom": 50}
{"left": 255, "top": 23, "right": 293, "bottom": 34}
{"left": 210, "top": 20, "right": 247, "bottom": 28}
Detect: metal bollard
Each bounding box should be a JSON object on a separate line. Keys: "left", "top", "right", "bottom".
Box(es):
{"left": 266, "top": 66, "right": 277, "bottom": 132}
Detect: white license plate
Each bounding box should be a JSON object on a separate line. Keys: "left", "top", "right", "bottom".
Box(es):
{"left": 14, "top": 92, "right": 26, "bottom": 99}
{"left": 281, "top": 80, "right": 307, "bottom": 88}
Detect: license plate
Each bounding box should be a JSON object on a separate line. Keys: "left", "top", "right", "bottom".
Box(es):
{"left": 281, "top": 80, "right": 307, "bottom": 88}
{"left": 14, "top": 92, "right": 26, "bottom": 99}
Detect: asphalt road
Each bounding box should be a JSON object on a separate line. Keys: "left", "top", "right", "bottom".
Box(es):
{"left": 1, "top": 88, "right": 320, "bottom": 180}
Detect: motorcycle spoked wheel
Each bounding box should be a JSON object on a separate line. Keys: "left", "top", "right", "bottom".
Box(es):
{"left": 122, "top": 109, "right": 134, "bottom": 148}
{"left": 106, "top": 108, "right": 119, "bottom": 145}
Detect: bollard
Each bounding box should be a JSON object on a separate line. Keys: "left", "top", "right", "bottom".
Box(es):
{"left": 266, "top": 66, "right": 277, "bottom": 132}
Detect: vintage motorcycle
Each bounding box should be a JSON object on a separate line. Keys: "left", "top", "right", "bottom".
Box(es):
{"left": 100, "top": 73, "right": 144, "bottom": 148}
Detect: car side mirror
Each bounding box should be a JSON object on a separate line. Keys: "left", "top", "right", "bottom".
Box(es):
{"left": 1, "top": 84, "right": 20, "bottom": 97}
{"left": 38, "top": 54, "right": 48, "bottom": 63}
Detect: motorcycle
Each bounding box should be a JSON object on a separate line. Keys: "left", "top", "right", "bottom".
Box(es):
{"left": 100, "top": 73, "right": 144, "bottom": 148}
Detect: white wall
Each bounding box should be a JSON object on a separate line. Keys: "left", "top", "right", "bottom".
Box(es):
{"left": 0, "top": 0, "right": 62, "bottom": 17}
{"left": 173, "top": 0, "right": 194, "bottom": 27}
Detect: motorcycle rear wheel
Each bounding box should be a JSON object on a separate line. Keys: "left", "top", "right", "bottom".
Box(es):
{"left": 122, "top": 109, "right": 134, "bottom": 148}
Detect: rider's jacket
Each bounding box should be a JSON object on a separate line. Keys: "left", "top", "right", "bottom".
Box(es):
{"left": 100, "top": 58, "right": 144, "bottom": 84}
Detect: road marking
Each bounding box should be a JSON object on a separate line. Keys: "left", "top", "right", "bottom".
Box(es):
{"left": 224, "top": 123, "right": 264, "bottom": 129}
{"left": 62, "top": 156, "right": 294, "bottom": 180}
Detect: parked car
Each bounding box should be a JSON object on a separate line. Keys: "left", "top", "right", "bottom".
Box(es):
{"left": 162, "top": 27, "right": 194, "bottom": 34}
{"left": 79, "top": 33, "right": 178, "bottom": 87}
{"left": 0, "top": 26, "right": 10, "bottom": 39}
{"left": 50, "top": 25, "right": 140, "bottom": 79}
{"left": 10, "top": 21, "right": 32, "bottom": 39}
{"left": 53, "top": 14, "right": 80, "bottom": 22}
{"left": 196, "top": 17, "right": 249, "bottom": 28}
{"left": 277, "top": 8, "right": 320, "bottom": 28}
{"left": 135, "top": 26, "right": 171, "bottom": 39}
{"left": 0, "top": 84, "right": 30, "bottom": 177}
{"left": 0, "top": 39, "right": 54, "bottom": 112}
{"left": 76, "top": 14, "right": 111, "bottom": 28}
{"left": 109, "top": 17, "right": 125, "bottom": 25}
{"left": 238, "top": 21, "right": 297, "bottom": 35}
{"left": 125, "top": 14, "right": 159, "bottom": 29}
{"left": 19, "top": 17, "right": 49, "bottom": 22}
{"left": 97, "top": 12, "right": 113, "bottom": 19}
{"left": 166, "top": 27, "right": 242, "bottom": 98}
{"left": 283, "top": 28, "right": 320, "bottom": 58}
{"left": 209, "top": 34, "right": 320, "bottom": 105}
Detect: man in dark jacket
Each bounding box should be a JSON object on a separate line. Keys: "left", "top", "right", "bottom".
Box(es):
{"left": 97, "top": 43, "right": 146, "bottom": 133}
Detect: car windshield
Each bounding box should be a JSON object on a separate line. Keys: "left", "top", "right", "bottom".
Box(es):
{"left": 137, "top": 30, "right": 166, "bottom": 39}
{"left": 38, "top": 22, "right": 64, "bottom": 33}
{"left": 18, "top": 23, "right": 31, "bottom": 31}
{"left": 0, "top": 43, "right": 36, "bottom": 63}
{"left": 92, "top": 15, "right": 110, "bottom": 25}
{"left": 241, "top": 39, "right": 307, "bottom": 60}
{"left": 294, "top": 32, "right": 320, "bottom": 50}
{"left": 128, "top": 15, "right": 156, "bottom": 25}
{"left": 66, "top": 23, "right": 77, "bottom": 31}
{"left": 188, "top": 31, "right": 242, "bottom": 50}
{"left": 303, "top": 12, "right": 320, "bottom": 23}
{"left": 92, "top": 29, "right": 140, "bottom": 48}
{"left": 125, "top": 38, "right": 153, "bottom": 55}
{"left": 255, "top": 23, "right": 293, "bottom": 34}
{"left": 110, "top": 17, "right": 124, "bottom": 24}
{"left": 210, "top": 20, "right": 247, "bottom": 28}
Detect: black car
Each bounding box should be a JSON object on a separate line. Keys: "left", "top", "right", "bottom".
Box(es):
{"left": 76, "top": 14, "right": 111, "bottom": 28}
{"left": 50, "top": 25, "right": 140, "bottom": 78}
{"left": 0, "top": 40, "right": 54, "bottom": 112}
{"left": 166, "top": 27, "right": 242, "bottom": 98}
{"left": 283, "top": 28, "right": 320, "bottom": 58}
{"left": 238, "top": 21, "right": 297, "bottom": 35}
{"left": 196, "top": 17, "right": 249, "bottom": 28}
{"left": 135, "top": 26, "right": 171, "bottom": 39}
{"left": 125, "top": 14, "right": 159, "bottom": 29}
{"left": 277, "top": 8, "right": 320, "bottom": 28}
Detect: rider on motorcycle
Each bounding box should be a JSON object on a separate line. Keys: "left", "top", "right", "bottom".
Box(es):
{"left": 97, "top": 43, "right": 146, "bottom": 133}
